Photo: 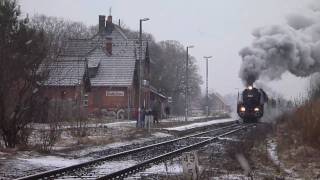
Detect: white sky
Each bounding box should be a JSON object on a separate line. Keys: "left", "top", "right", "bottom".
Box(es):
{"left": 19, "top": 0, "right": 314, "bottom": 99}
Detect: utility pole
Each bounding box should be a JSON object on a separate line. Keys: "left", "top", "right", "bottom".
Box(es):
{"left": 185, "top": 45, "right": 194, "bottom": 121}
{"left": 203, "top": 56, "right": 212, "bottom": 117}
{"left": 138, "top": 18, "right": 149, "bottom": 127}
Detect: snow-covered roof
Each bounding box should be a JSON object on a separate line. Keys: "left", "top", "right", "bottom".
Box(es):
{"left": 45, "top": 22, "right": 148, "bottom": 87}
{"left": 90, "top": 55, "right": 135, "bottom": 86}
{"left": 44, "top": 57, "right": 85, "bottom": 86}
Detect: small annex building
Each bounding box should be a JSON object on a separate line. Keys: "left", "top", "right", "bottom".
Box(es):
{"left": 43, "top": 14, "right": 166, "bottom": 119}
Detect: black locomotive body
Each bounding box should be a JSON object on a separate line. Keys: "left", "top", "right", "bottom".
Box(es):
{"left": 237, "top": 86, "right": 267, "bottom": 123}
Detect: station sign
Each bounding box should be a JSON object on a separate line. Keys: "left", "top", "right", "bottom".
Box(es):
{"left": 106, "top": 91, "right": 125, "bottom": 96}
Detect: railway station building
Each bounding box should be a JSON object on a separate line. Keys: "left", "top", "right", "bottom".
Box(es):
{"left": 42, "top": 14, "right": 167, "bottom": 119}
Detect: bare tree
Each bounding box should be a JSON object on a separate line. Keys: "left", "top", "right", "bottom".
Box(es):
{"left": 115, "top": 27, "right": 203, "bottom": 115}
{"left": 0, "top": 0, "right": 48, "bottom": 147}
{"left": 150, "top": 40, "right": 202, "bottom": 114}
{"left": 30, "top": 15, "right": 93, "bottom": 139}
{"left": 29, "top": 14, "right": 95, "bottom": 60}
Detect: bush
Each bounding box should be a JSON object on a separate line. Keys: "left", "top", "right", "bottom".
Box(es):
{"left": 278, "top": 100, "right": 320, "bottom": 149}
{"left": 37, "top": 124, "right": 62, "bottom": 153}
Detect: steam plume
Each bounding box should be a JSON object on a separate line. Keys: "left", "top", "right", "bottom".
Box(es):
{"left": 239, "top": 4, "right": 320, "bottom": 85}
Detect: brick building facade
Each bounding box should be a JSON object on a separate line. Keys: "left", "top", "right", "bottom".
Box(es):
{"left": 43, "top": 14, "right": 166, "bottom": 119}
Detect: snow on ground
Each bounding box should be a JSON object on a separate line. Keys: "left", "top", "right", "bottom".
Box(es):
{"left": 19, "top": 156, "right": 88, "bottom": 168}
{"left": 92, "top": 160, "right": 137, "bottom": 175}
{"left": 152, "top": 132, "right": 172, "bottom": 138}
{"left": 142, "top": 162, "right": 183, "bottom": 174}
{"left": 217, "top": 137, "right": 240, "bottom": 142}
{"left": 31, "top": 121, "right": 137, "bottom": 130}
{"left": 70, "top": 139, "right": 147, "bottom": 157}
{"left": 0, "top": 152, "right": 9, "bottom": 159}
{"left": 1, "top": 116, "right": 232, "bottom": 178}
{"left": 61, "top": 132, "right": 173, "bottom": 157}
{"left": 267, "top": 138, "right": 298, "bottom": 177}
{"left": 164, "top": 118, "right": 236, "bottom": 131}
{"left": 4, "top": 130, "right": 173, "bottom": 179}
{"left": 97, "top": 121, "right": 136, "bottom": 128}
{"left": 211, "top": 174, "right": 249, "bottom": 180}
{"left": 31, "top": 116, "right": 218, "bottom": 130}
{"left": 127, "top": 161, "right": 183, "bottom": 179}
{"left": 161, "top": 116, "right": 206, "bottom": 122}
{"left": 80, "top": 116, "right": 211, "bottom": 128}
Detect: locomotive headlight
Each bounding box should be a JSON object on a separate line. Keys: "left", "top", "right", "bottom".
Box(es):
{"left": 240, "top": 107, "right": 246, "bottom": 112}
{"left": 254, "top": 107, "right": 260, "bottom": 112}
{"left": 248, "top": 86, "right": 253, "bottom": 90}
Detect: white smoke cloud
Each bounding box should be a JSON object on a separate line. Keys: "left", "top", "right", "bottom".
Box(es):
{"left": 239, "top": 3, "right": 320, "bottom": 85}
{"left": 255, "top": 82, "right": 283, "bottom": 99}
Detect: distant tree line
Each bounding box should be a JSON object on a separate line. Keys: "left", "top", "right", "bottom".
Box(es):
{"left": 122, "top": 29, "right": 203, "bottom": 115}
{"left": 149, "top": 40, "right": 202, "bottom": 114}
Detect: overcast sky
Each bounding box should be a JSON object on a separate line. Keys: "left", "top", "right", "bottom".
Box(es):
{"left": 19, "top": 0, "right": 314, "bottom": 99}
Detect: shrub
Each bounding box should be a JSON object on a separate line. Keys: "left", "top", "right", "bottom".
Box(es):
{"left": 37, "top": 124, "right": 62, "bottom": 153}
{"left": 280, "top": 100, "right": 320, "bottom": 149}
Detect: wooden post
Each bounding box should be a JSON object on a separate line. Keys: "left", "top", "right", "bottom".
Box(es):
{"left": 182, "top": 151, "right": 199, "bottom": 180}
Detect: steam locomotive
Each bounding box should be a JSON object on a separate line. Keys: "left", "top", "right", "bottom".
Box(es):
{"left": 237, "top": 85, "right": 268, "bottom": 123}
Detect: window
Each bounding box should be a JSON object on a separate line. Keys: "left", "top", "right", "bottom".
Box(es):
{"left": 83, "top": 94, "right": 89, "bottom": 107}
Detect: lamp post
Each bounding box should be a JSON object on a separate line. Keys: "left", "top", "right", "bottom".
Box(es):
{"left": 185, "top": 45, "right": 194, "bottom": 121}
{"left": 203, "top": 56, "right": 212, "bottom": 117}
{"left": 138, "top": 18, "right": 149, "bottom": 128}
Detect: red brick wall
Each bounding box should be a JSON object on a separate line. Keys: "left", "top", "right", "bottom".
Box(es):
{"left": 42, "top": 86, "right": 79, "bottom": 100}
{"left": 43, "top": 86, "right": 130, "bottom": 110}
{"left": 87, "top": 87, "right": 129, "bottom": 112}
{"left": 42, "top": 86, "right": 147, "bottom": 119}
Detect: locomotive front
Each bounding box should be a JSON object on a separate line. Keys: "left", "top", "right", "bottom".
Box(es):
{"left": 237, "top": 85, "right": 266, "bottom": 123}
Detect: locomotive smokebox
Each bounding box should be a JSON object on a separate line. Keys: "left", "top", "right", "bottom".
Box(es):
{"left": 237, "top": 86, "right": 267, "bottom": 123}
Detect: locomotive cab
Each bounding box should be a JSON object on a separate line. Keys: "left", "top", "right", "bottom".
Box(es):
{"left": 237, "top": 86, "right": 265, "bottom": 123}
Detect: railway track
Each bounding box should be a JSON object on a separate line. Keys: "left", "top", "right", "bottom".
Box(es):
{"left": 17, "top": 122, "right": 252, "bottom": 180}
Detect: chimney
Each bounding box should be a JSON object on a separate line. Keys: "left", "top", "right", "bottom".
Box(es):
{"left": 106, "top": 38, "right": 112, "bottom": 55}
{"left": 99, "top": 15, "right": 106, "bottom": 33}
{"left": 107, "top": 15, "right": 112, "bottom": 23}
{"left": 105, "top": 15, "right": 114, "bottom": 33}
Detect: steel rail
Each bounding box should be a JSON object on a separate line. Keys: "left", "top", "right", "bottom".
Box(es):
{"left": 17, "top": 122, "right": 240, "bottom": 180}
{"left": 98, "top": 125, "right": 250, "bottom": 180}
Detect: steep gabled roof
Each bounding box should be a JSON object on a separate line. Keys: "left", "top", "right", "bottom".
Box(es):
{"left": 90, "top": 55, "right": 135, "bottom": 86}
{"left": 62, "top": 39, "right": 97, "bottom": 57}
{"left": 45, "top": 21, "right": 148, "bottom": 87}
